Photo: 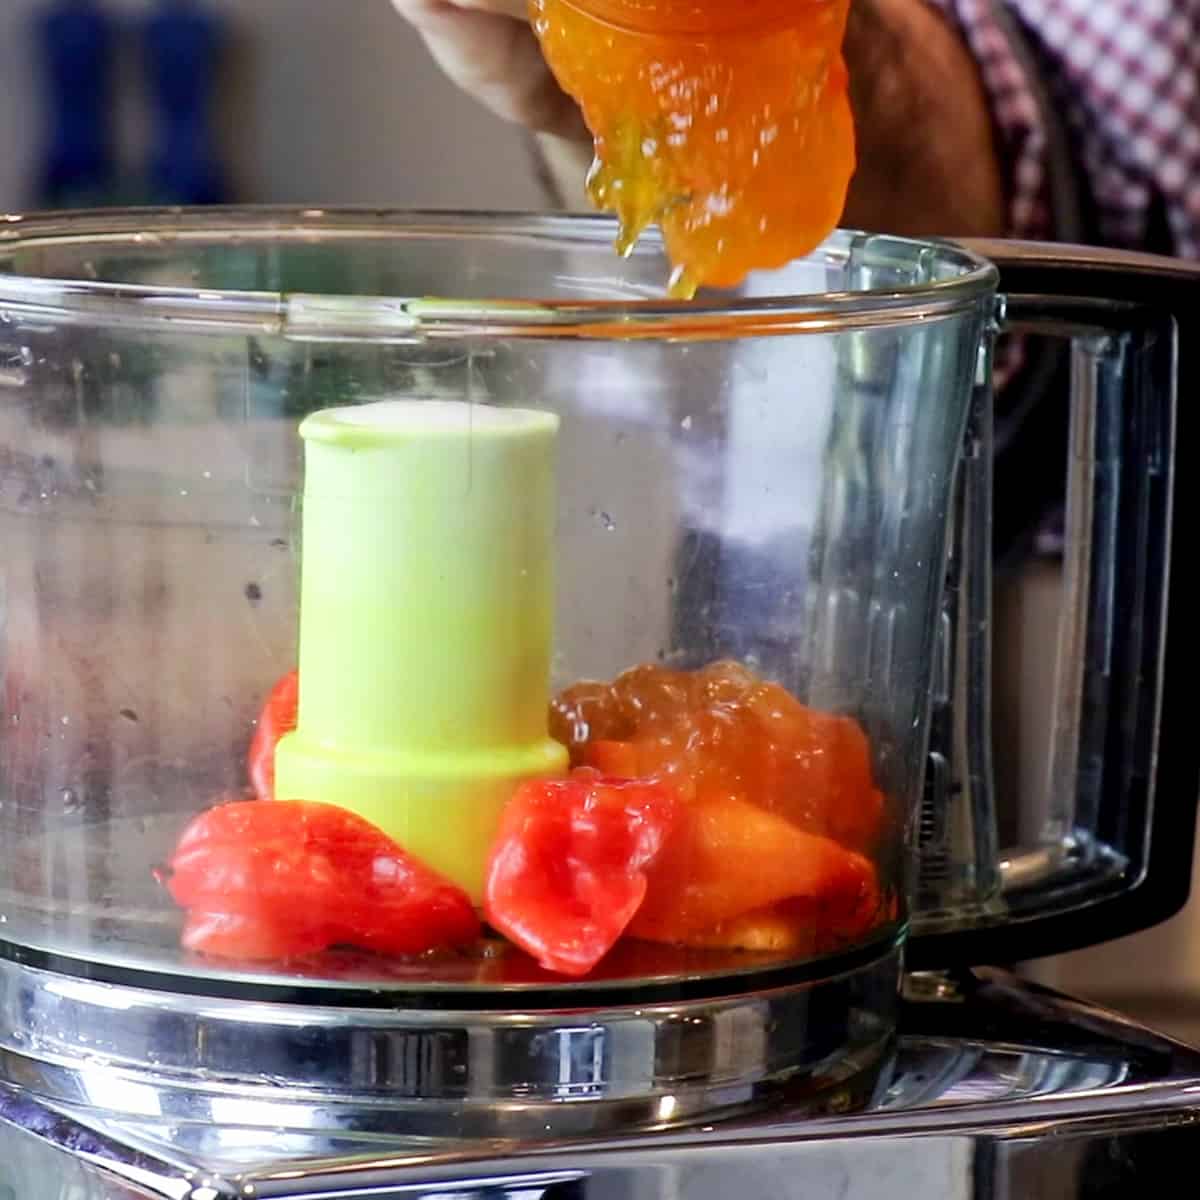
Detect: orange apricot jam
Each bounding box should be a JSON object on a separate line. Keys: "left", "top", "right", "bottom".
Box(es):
{"left": 530, "top": 0, "right": 856, "bottom": 295}
{"left": 550, "top": 660, "right": 889, "bottom": 950}
{"left": 551, "top": 660, "right": 885, "bottom": 852}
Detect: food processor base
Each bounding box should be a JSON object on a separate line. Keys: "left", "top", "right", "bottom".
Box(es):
{"left": 0, "top": 940, "right": 900, "bottom": 1142}
{"left": 1, "top": 967, "right": 1198, "bottom": 1199}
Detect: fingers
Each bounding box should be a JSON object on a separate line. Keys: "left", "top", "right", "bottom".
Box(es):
{"left": 394, "top": 0, "right": 529, "bottom": 21}
{"left": 392, "top": 0, "right": 589, "bottom": 141}
{"left": 451, "top": 0, "right": 530, "bottom": 19}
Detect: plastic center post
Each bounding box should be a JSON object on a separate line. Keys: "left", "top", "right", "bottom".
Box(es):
{"left": 273, "top": 399, "right": 569, "bottom": 902}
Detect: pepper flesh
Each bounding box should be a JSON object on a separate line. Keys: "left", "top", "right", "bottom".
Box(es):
{"left": 628, "top": 794, "right": 881, "bottom": 944}
{"left": 247, "top": 669, "right": 298, "bottom": 801}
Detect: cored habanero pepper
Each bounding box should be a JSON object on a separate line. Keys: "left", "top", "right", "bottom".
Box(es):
{"left": 247, "top": 669, "right": 298, "bottom": 801}
{"left": 483, "top": 768, "right": 679, "bottom": 978}
{"left": 166, "top": 798, "right": 480, "bottom": 961}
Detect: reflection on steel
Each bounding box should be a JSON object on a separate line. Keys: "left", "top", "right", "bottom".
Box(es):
{"left": 0, "top": 947, "right": 900, "bottom": 1140}
{"left": 0, "top": 969, "right": 1198, "bottom": 1198}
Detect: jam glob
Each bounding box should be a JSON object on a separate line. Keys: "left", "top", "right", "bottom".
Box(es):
{"left": 550, "top": 661, "right": 885, "bottom": 853}
{"left": 530, "top": 0, "right": 857, "bottom": 295}
{"left": 550, "top": 661, "right": 887, "bottom": 954}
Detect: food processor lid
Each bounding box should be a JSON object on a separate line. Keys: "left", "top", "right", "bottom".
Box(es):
{"left": 0, "top": 207, "right": 999, "bottom": 340}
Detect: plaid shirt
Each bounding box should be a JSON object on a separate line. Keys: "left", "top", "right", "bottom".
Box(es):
{"left": 924, "top": 0, "right": 1200, "bottom": 559}
{"left": 927, "top": 0, "right": 1200, "bottom": 259}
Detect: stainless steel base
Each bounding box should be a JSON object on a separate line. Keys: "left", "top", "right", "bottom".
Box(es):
{"left": 0, "top": 942, "right": 900, "bottom": 1141}
{"left": 2, "top": 968, "right": 1200, "bottom": 1199}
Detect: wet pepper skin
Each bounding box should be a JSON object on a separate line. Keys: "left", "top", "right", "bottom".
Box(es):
{"left": 484, "top": 768, "right": 679, "bottom": 977}
{"left": 167, "top": 798, "right": 480, "bottom": 962}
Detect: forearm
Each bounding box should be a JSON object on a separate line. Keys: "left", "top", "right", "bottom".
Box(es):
{"left": 842, "top": 0, "right": 1005, "bottom": 237}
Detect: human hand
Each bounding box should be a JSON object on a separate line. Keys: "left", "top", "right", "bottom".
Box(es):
{"left": 390, "top": 0, "right": 588, "bottom": 143}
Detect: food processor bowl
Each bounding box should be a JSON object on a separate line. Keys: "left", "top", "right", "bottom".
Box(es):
{"left": 0, "top": 209, "right": 997, "bottom": 1135}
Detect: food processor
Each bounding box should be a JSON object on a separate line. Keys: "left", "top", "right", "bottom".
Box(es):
{"left": 0, "top": 208, "right": 1197, "bottom": 1198}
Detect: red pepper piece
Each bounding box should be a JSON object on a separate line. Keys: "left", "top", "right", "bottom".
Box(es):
{"left": 167, "top": 798, "right": 481, "bottom": 962}
{"left": 484, "top": 768, "right": 679, "bottom": 978}
{"left": 247, "top": 670, "right": 298, "bottom": 800}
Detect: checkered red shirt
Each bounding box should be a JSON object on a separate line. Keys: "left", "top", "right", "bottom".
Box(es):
{"left": 927, "top": 0, "right": 1200, "bottom": 259}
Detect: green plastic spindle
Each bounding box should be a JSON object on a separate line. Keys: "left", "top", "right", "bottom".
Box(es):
{"left": 274, "top": 400, "right": 568, "bottom": 901}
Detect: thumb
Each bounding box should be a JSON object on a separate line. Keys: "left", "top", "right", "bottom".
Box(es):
{"left": 393, "top": 0, "right": 589, "bottom": 142}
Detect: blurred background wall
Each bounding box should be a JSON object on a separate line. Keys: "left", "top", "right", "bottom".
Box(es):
{"left": 0, "top": 0, "right": 548, "bottom": 213}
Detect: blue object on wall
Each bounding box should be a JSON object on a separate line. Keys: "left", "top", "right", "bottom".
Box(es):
{"left": 36, "top": 0, "right": 116, "bottom": 207}
{"left": 144, "top": 0, "right": 228, "bottom": 205}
